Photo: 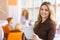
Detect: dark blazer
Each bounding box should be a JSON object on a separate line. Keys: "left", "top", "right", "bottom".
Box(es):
{"left": 34, "top": 18, "right": 56, "bottom": 40}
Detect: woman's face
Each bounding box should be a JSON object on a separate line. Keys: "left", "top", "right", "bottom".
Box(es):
{"left": 23, "top": 11, "right": 27, "bottom": 17}
{"left": 10, "top": 19, "right": 13, "bottom": 24}
{"left": 40, "top": 5, "right": 50, "bottom": 18}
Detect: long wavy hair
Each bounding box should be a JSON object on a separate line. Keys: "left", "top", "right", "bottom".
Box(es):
{"left": 34, "top": 2, "right": 56, "bottom": 28}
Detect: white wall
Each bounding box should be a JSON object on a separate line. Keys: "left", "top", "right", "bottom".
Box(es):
{"left": 21, "top": 0, "right": 42, "bottom": 22}
{"left": 8, "top": 0, "right": 21, "bottom": 28}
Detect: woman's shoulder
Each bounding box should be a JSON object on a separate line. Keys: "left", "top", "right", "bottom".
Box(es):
{"left": 48, "top": 20, "right": 56, "bottom": 28}
{"left": 49, "top": 20, "right": 56, "bottom": 25}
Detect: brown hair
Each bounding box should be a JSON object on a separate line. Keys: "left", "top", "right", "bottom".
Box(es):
{"left": 7, "top": 17, "right": 13, "bottom": 23}
{"left": 22, "top": 9, "right": 29, "bottom": 19}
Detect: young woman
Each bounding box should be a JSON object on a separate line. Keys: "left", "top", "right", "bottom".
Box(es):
{"left": 33, "top": 2, "right": 56, "bottom": 40}
{"left": 20, "top": 9, "right": 32, "bottom": 26}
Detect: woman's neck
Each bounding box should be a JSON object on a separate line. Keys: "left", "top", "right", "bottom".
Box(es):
{"left": 41, "top": 17, "right": 48, "bottom": 23}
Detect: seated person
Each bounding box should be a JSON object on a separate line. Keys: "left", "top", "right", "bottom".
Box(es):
{"left": 14, "top": 23, "right": 22, "bottom": 32}
{"left": 6, "top": 17, "right": 13, "bottom": 30}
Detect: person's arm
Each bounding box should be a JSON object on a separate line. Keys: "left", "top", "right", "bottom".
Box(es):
{"left": 48, "top": 24, "right": 56, "bottom": 40}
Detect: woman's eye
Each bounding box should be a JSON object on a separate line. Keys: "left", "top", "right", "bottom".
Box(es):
{"left": 40, "top": 8, "right": 49, "bottom": 12}
{"left": 40, "top": 8, "right": 43, "bottom": 10}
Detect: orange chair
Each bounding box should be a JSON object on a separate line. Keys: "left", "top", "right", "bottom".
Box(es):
{"left": 2, "top": 26, "right": 11, "bottom": 34}
{"left": 7, "top": 32, "right": 24, "bottom": 40}
{"left": 2, "top": 26, "right": 11, "bottom": 40}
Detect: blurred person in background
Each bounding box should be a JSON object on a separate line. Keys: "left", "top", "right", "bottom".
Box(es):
{"left": 20, "top": 9, "right": 34, "bottom": 40}
{"left": 20, "top": 9, "right": 32, "bottom": 26}
{"left": 14, "top": 23, "right": 22, "bottom": 31}
{"left": 6, "top": 17, "right": 13, "bottom": 30}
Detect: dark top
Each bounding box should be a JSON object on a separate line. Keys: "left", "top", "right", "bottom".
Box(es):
{"left": 34, "top": 18, "right": 56, "bottom": 40}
